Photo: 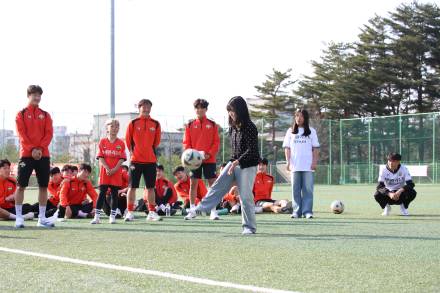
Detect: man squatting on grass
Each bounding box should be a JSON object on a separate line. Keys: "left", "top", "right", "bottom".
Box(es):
{"left": 374, "top": 152, "right": 417, "bottom": 216}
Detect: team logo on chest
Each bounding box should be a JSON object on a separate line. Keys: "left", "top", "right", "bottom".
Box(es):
{"left": 206, "top": 124, "right": 212, "bottom": 129}
{"left": 116, "top": 145, "right": 122, "bottom": 150}
{"left": 149, "top": 127, "right": 156, "bottom": 132}
{"left": 7, "top": 187, "right": 13, "bottom": 191}
{"left": 38, "top": 114, "right": 45, "bottom": 120}
{"left": 28, "top": 115, "right": 32, "bottom": 119}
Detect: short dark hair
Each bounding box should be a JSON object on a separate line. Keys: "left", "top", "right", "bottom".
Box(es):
{"left": 387, "top": 153, "right": 402, "bottom": 161}
{"left": 173, "top": 166, "right": 185, "bottom": 175}
{"left": 259, "top": 158, "right": 268, "bottom": 165}
{"left": 0, "top": 159, "right": 11, "bottom": 168}
{"left": 61, "top": 164, "right": 71, "bottom": 172}
{"left": 27, "top": 85, "right": 43, "bottom": 96}
{"left": 70, "top": 165, "right": 78, "bottom": 172}
{"left": 193, "top": 99, "right": 209, "bottom": 109}
{"left": 138, "top": 99, "right": 152, "bottom": 108}
{"left": 121, "top": 165, "right": 129, "bottom": 171}
{"left": 156, "top": 164, "right": 164, "bottom": 171}
{"left": 50, "top": 167, "right": 61, "bottom": 176}
{"left": 79, "top": 163, "right": 92, "bottom": 173}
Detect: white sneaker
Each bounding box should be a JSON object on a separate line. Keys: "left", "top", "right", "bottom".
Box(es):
{"left": 109, "top": 215, "right": 116, "bottom": 224}
{"left": 381, "top": 204, "right": 391, "bottom": 216}
{"left": 184, "top": 208, "right": 197, "bottom": 220}
{"left": 305, "top": 213, "right": 313, "bottom": 219}
{"left": 242, "top": 228, "right": 255, "bottom": 235}
{"left": 210, "top": 209, "right": 220, "bottom": 220}
{"left": 146, "top": 211, "right": 162, "bottom": 221}
{"left": 254, "top": 206, "right": 264, "bottom": 214}
{"left": 290, "top": 213, "right": 300, "bottom": 219}
{"left": 230, "top": 204, "right": 240, "bottom": 214}
{"left": 15, "top": 217, "right": 25, "bottom": 228}
{"left": 116, "top": 208, "right": 122, "bottom": 217}
{"left": 37, "top": 218, "right": 55, "bottom": 228}
{"left": 124, "top": 212, "right": 135, "bottom": 222}
{"left": 90, "top": 217, "right": 100, "bottom": 224}
{"left": 47, "top": 210, "right": 59, "bottom": 222}
{"left": 23, "top": 212, "right": 35, "bottom": 220}
{"left": 400, "top": 204, "right": 409, "bottom": 216}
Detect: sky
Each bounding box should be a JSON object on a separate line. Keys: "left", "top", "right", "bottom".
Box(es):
{"left": 1, "top": 0, "right": 438, "bottom": 133}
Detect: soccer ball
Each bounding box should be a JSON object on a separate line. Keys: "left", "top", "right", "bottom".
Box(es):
{"left": 181, "top": 149, "right": 203, "bottom": 170}
{"left": 330, "top": 200, "right": 344, "bottom": 214}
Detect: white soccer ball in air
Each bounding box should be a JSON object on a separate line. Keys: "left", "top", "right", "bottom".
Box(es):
{"left": 330, "top": 200, "right": 345, "bottom": 214}
{"left": 181, "top": 149, "right": 203, "bottom": 170}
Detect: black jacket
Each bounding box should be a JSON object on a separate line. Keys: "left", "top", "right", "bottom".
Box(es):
{"left": 230, "top": 121, "right": 260, "bottom": 169}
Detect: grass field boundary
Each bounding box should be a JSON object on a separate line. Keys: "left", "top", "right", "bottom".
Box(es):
{"left": 0, "top": 246, "right": 299, "bottom": 293}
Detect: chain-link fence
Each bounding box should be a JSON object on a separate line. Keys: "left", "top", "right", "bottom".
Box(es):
{"left": 1, "top": 108, "right": 439, "bottom": 185}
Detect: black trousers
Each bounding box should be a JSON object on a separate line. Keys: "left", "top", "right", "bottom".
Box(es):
{"left": 58, "top": 203, "right": 93, "bottom": 218}
{"left": 374, "top": 189, "right": 417, "bottom": 209}
{"left": 103, "top": 195, "right": 127, "bottom": 217}
{"left": 30, "top": 200, "right": 58, "bottom": 217}
{"left": 97, "top": 185, "right": 119, "bottom": 213}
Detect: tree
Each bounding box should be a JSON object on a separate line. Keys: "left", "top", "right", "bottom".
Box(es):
{"left": 249, "top": 68, "right": 298, "bottom": 160}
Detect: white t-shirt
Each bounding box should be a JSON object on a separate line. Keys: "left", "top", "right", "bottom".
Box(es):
{"left": 378, "top": 164, "right": 412, "bottom": 191}
{"left": 282, "top": 127, "right": 320, "bottom": 172}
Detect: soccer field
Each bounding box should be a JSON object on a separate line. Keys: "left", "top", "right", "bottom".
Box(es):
{"left": 0, "top": 184, "right": 439, "bottom": 292}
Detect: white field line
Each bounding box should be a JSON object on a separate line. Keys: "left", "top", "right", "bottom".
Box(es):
{"left": 0, "top": 247, "right": 299, "bottom": 293}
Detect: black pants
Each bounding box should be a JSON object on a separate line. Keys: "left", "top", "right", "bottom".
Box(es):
{"left": 58, "top": 203, "right": 93, "bottom": 218}
{"left": 103, "top": 195, "right": 127, "bottom": 217}
{"left": 97, "top": 185, "right": 119, "bottom": 213}
{"left": 6, "top": 204, "right": 34, "bottom": 215}
{"left": 30, "top": 200, "right": 58, "bottom": 218}
{"left": 374, "top": 189, "right": 417, "bottom": 209}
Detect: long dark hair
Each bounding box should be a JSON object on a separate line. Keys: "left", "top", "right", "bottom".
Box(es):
{"left": 292, "top": 109, "right": 311, "bottom": 137}
{"left": 226, "top": 96, "right": 251, "bottom": 129}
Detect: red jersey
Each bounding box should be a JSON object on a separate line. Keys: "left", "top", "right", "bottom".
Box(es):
{"left": 97, "top": 137, "right": 127, "bottom": 186}
{"left": 59, "top": 177, "right": 98, "bottom": 208}
{"left": 253, "top": 172, "right": 274, "bottom": 202}
{"left": 183, "top": 117, "right": 219, "bottom": 164}
{"left": 154, "top": 177, "right": 177, "bottom": 204}
{"left": 0, "top": 177, "right": 16, "bottom": 209}
{"left": 174, "top": 177, "right": 207, "bottom": 205}
{"left": 47, "top": 179, "right": 62, "bottom": 206}
{"left": 125, "top": 116, "right": 161, "bottom": 163}
{"left": 15, "top": 105, "right": 53, "bottom": 158}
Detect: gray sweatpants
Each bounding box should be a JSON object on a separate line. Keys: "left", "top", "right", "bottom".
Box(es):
{"left": 198, "top": 162, "right": 258, "bottom": 232}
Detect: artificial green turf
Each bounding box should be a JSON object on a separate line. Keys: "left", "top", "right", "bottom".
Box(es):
{"left": 0, "top": 185, "right": 439, "bottom": 292}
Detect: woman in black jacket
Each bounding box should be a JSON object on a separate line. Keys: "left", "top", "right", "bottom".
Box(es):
{"left": 185, "top": 96, "right": 260, "bottom": 235}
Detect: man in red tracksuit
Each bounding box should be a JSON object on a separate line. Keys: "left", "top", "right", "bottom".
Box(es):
{"left": 0, "top": 159, "right": 34, "bottom": 221}
{"left": 125, "top": 99, "right": 162, "bottom": 222}
{"left": 58, "top": 163, "right": 98, "bottom": 219}
{"left": 182, "top": 99, "right": 220, "bottom": 220}
{"left": 173, "top": 166, "right": 207, "bottom": 208}
{"left": 253, "top": 158, "right": 292, "bottom": 213}
{"left": 15, "top": 85, "right": 54, "bottom": 228}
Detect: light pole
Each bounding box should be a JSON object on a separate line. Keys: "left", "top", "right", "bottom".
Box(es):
{"left": 110, "top": 0, "right": 115, "bottom": 118}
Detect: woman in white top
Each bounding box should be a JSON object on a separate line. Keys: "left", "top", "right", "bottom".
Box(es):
{"left": 282, "top": 109, "right": 320, "bottom": 219}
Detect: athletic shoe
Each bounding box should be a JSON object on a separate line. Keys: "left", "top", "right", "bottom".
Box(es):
{"left": 290, "top": 213, "right": 300, "bottom": 219}
{"left": 254, "top": 206, "right": 264, "bottom": 214}
{"left": 230, "top": 204, "right": 241, "bottom": 214}
{"left": 47, "top": 210, "right": 59, "bottom": 222}
{"left": 305, "top": 213, "right": 313, "bottom": 219}
{"left": 37, "top": 218, "right": 55, "bottom": 228}
{"left": 400, "top": 204, "right": 409, "bottom": 216}
{"left": 146, "top": 211, "right": 162, "bottom": 221}
{"left": 184, "top": 208, "right": 197, "bottom": 220}
{"left": 381, "top": 204, "right": 391, "bottom": 216}
{"left": 15, "top": 217, "right": 25, "bottom": 228}
{"left": 209, "top": 209, "right": 220, "bottom": 220}
{"left": 242, "top": 228, "right": 255, "bottom": 235}
{"left": 23, "top": 212, "right": 35, "bottom": 220}
{"left": 124, "top": 212, "right": 135, "bottom": 222}
{"left": 90, "top": 218, "right": 100, "bottom": 224}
